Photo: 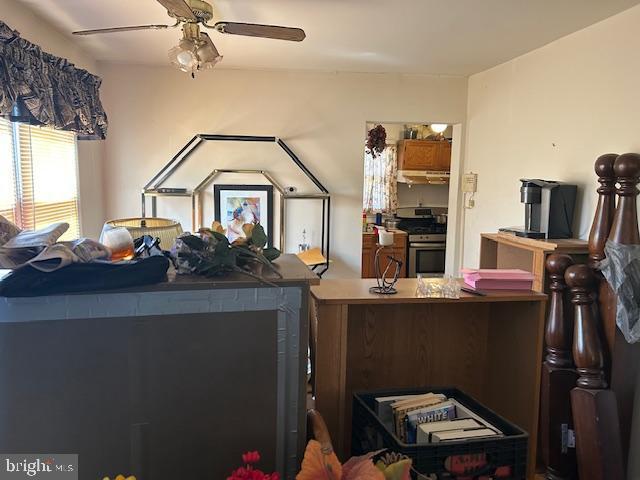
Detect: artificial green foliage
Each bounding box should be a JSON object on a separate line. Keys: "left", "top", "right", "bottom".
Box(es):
{"left": 173, "top": 223, "right": 281, "bottom": 282}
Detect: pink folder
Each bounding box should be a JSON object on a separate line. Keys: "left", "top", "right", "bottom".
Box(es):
{"left": 461, "top": 269, "right": 534, "bottom": 290}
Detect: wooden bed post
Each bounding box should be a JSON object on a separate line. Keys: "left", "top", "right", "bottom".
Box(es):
{"left": 566, "top": 264, "right": 624, "bottom": 480}
{"left": 567, "top": 153, "right": 640, "bottom": 479}
{"left": 567, "top": 266, "right": 606, "bottom": 389}
{"left": 540, "top": 254, "right": 577, "bottom": 480}
{"left": 609, "top": 153, "right": 640, "bottom": 244}
{"left": 604, "top": 153, "right": 640, "bottom": 464}
{"left": 588, "top": 154, "right": 618, "bottom": 269}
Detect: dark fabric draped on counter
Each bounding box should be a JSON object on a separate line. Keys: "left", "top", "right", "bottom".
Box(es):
{"left": 0, "top": 20, "right": 107, "bottom": 139}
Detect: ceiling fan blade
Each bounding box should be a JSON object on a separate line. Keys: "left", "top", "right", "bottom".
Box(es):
{"left": 156, "top": 0, "right": 197, "bottom": 21}
{"left": 214, "top": 22, "right": 306, "bottom": 42}
{"left": 73, "top": 24, "right": 170, "bottom": 35}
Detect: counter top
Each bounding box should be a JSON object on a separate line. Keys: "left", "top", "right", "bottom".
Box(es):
{"left": 0, "top": 254, "right": 319, "bottom": 300}
{"left": 161, "top": 253, "right": 321, "bottom": 290}
{"left": 85, "top": 254, "right": 319, "bottom": 294}
{"left": 362, "top": 229, "right": 407, "bottom": 236}
{"left": 311, "top": 278, "right": 547, "bottom": 305}
{"left": 1, "top": 254, "right": 317, "bottom": 323}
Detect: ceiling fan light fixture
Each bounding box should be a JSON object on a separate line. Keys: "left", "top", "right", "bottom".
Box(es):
{"left": 74, "top": 0, "right": 305, "bottom": 75}
{"left": 168, "top": 38, "right": 199, "bottom": 72}
{"left": 196, "top": 35, "right": 223, "bottom": 69}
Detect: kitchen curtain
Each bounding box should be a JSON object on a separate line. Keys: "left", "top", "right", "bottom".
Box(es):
{"left": 0, "top": 20, "right": 107, "bottom": 139}
{"left": 363, "top": 144, "right": 398, "bottom": 214}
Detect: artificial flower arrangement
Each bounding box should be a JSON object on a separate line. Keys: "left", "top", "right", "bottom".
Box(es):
{"left": 227, "top": 451, "right": 279, "bottom": 480}
{"left": 227, "top": 447, "right": 411, "bottom": 480}
{"left": 172, "top": 221, "right": 281, "bottom": 282}
{"left": 366, "top": 124, "right": 387, "bottom": 158}
{"left": 296, "top": 442, "right": 411, "bottom": 480}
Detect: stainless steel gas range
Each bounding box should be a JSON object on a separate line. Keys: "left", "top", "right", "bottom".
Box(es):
{"left": 396, "top": 206, "right": 447, "bottom": 277}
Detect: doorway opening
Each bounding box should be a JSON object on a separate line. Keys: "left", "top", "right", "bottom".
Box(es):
{"left": 361, "top": 122, "right": 464, "bottom": 278}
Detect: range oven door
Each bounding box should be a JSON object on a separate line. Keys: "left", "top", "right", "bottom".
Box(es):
{"left": 409, "top": 243, "right": 446, "bottom": 277}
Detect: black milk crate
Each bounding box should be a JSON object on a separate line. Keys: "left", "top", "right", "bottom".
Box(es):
{"left": 352, "top": 387, "right": 528, "bottom": 479}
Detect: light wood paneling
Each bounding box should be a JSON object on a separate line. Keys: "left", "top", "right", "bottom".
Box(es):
{"left": 313, "top": 303, "right": 349, "bottom": 455}
{"left": 484, "top": 301, "right": 546, "bottom": 480}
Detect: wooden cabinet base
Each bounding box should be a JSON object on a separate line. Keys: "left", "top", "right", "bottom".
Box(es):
{"left": 571, "top": 388, "right": 624, "bottom": 480}
{"left": 362, "top": 232, "right": 407, "bottom": 278}
{"left": 539, "top": 364, "right": 578, "bottom": 480}
{"left": 311, "top": 283, "right": 547, "bottom": 480}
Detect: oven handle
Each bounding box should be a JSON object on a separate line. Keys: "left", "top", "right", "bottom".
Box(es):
{"left": 410, "top": 243, "right": 446, "bottom": 249}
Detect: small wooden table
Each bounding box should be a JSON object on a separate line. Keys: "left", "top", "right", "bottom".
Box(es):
{"left": 480, "top": 233, "right": 588, "bottom": 292}
{"left": 311, "top": 278, "right": 547, "bottom": 479}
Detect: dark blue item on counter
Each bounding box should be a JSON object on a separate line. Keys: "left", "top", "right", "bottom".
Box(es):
{"left": 375, "top": 212, "right": 383, "bottom": 225}
{"left": 0, "top": 256, "right": 170, "bottom": 297}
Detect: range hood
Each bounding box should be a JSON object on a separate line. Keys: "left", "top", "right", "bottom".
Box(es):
{"left": 397, "top": 170, "right": 450, "bottom": 185}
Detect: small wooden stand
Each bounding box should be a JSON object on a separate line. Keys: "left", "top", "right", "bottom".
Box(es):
{"left": 479, "top": 234, "right": 588, "bottom": 292}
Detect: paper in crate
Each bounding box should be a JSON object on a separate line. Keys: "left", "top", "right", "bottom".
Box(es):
{"left": 461, "top": 268, "right": 534, "bottom": 290}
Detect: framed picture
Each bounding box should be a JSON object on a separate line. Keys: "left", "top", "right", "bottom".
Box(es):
{"left": 214, "top": 184, "right": 274, "bottom": 246}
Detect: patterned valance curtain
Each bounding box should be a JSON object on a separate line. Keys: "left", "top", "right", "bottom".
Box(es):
{"left": 363, "top": 145, "right": 398, "bottom": 214}
{"left": 0, "top": 20, "right": 107, "bottom": 140}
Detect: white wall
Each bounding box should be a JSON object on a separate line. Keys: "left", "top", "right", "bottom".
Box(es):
{"left": 99, "top": 65, "right": 467, "bottom": 276}
{"left": 0, "top": 0, "right": 105, "bottom": 239}
{"left": 397, "top": 184, "right": 449, "bottom": 208}
{"left": 462, "top": 4, "right": 640, "bottom": 268}
{"left": 462, "top": 4, "right": 640, "bottom": 475}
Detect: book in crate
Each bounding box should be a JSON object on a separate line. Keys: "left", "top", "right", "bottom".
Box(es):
{"left": 352, "top": 387, "right": 529, "bottom": 479}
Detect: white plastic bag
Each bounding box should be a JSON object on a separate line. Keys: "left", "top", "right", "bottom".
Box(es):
{"left": 599, "top": 240, "right": 640, "bottom": 344}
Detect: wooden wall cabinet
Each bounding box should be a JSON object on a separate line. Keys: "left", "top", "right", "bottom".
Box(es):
{"left": 361, "top": 232, "right": 407, "bottom": 278}
{"left": 397, "top": 139, "right": 452, "bottom": 172}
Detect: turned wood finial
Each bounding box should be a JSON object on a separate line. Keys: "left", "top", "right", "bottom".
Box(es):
{"left": 566, "top": 264, "right": 607, "bottom": 389}
{"left": 545, "top": 254, "right": 575, "bottom": 367}
{"left": 307, "top": 409, "right": 334, "bottom": 454}
{"left": 588, "top": 154, "right": 617, "bottom": 268}
{"left": 609, "top": 153, "right": 640, "bottom": 245}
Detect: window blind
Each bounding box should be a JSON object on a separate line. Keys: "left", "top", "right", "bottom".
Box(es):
{"left": 0, "top": 119, "right": 16, "bottom": 224}
{"left": 0, "top": 118, "right": 80, "bottom": 240}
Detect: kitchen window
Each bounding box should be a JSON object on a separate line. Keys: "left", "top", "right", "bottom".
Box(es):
{"left": 362, "top": 144, "right": 398, "bottom": 213}
{"left": 0, "top": 118, "right": 80, "bottom": 240}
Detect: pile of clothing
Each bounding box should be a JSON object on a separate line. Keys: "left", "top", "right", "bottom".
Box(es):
{"left": 0, "top": 216, "right": 169, "bottom": 297}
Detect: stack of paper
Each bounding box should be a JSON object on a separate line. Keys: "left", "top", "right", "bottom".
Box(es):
{"left": 461, "top": 268, "right": 534, "bottom": 290}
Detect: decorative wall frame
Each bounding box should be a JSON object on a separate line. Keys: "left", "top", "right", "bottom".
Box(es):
{"left": 141, "top": 134, "right": 331, "bottom": 275}
{"left": 214, "top": 184, "right": 274, "bottom": 246}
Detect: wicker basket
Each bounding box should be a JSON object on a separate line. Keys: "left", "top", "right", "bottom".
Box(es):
{"left": 104, "top": 217, "right": 183, "bottom": 250}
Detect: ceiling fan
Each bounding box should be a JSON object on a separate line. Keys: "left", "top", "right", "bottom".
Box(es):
{"left": 73, "top": 0, "right": 306, "bottom": 76}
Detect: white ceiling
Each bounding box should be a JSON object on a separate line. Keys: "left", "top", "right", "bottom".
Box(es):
{"left": 17, "top": 0, "right": 640, "bottom": 75}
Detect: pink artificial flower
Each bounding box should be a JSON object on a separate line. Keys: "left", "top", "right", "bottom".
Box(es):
{"left": 242, "top": 451, "right": 261, "bottom": 465}
{"left": 228, "top": 451, "right": 277, "bottom": 480}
